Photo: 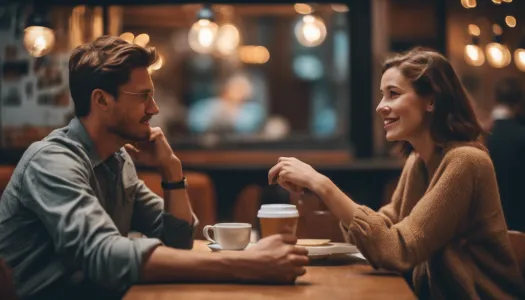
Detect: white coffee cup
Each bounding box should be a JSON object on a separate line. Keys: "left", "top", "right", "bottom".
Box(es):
{"left": 203, "top": 223, "right": 252, "bottom": 250}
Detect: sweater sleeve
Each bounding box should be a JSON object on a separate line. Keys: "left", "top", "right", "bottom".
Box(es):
{"left": 340, "top": 154, "right": 413, "bottom": 244}
{"left": 341, "top": 148, "right": 486, "bottom": 273}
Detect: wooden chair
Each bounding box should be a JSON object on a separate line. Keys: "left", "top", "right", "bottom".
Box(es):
{"left": 290, "top": 192, "right": 345, "bottom": 242}
{"left": 0, "top": 165, "right": 15, "bottom": 198}
{"left": 232, "top": 184, "right": 262, "bottom": 227}
{"left": 137, "top": 170, "right": 217, "bottom": 240}
{"left": 508, "top": 230, "right": 525, "bottom": 281}
{"left": 0, "top": 258, "right": 17, "bottom": 300}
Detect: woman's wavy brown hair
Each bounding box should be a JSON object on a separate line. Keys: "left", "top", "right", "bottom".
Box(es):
{"left": 382, "top": 47, "right": 485, "bottom": 156}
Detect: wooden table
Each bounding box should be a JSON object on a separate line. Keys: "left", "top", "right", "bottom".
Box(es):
{"left": 124, "top": 241, "right": 416, "bottom": 300}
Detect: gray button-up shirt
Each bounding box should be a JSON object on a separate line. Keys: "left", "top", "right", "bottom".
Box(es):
{"left": 0, "top": 118, "right": 196, "bottom": 298}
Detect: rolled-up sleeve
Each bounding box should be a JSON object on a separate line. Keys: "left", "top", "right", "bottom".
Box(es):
{"left": 20, "top": 145, "right": 161, "bottom": 291}
{"left": 130, "top": 180, "right": 197, "bottom": 250}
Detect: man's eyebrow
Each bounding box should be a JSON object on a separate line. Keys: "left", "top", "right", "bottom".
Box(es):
{"left": 133, "top": 88, "right": 153, "bottom": 93}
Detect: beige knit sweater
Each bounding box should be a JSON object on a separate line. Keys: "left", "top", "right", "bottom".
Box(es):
{"left": 341, "top": 142, "right": 525, "bottom": 299}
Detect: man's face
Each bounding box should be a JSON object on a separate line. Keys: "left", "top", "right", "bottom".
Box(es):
{"left": 106, "top": 67, "right": 159, "bottom": 142}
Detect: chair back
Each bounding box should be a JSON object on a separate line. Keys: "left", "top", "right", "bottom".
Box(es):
{"left": 0, "top": 165, "right": 15, "bottom": 198}
{"left": 137, "top": 170, "right": 217, "bottom": 240}
{"left": 0, "top": 258, "right": 17, "bottom": 300}
{"left": 508, "top": 230, "right": 525, "bottom": 281}
{"left": 290, "top": 192, "right": 345, "bottom": 242}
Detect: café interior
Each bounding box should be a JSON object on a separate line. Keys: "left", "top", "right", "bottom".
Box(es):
{"left": 1, "top": 0, "right": 525, "bottom": 299}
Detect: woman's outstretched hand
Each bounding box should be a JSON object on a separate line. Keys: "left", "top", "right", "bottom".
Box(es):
{"left": 268, "top": 157, "right": 326, "bottom": 194}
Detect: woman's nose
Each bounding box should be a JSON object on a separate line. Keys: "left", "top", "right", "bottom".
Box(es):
{"left": 376, "top": 100, "right": 390, "bottom": 114}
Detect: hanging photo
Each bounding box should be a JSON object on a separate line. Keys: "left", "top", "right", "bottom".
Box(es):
{"left": 3, "top": 87, "right": 22, "bottom": 106}
{"left": 36, "top": 56, "right": 63, "bottom": 90}
{"left": 2, "top": 60, "right": 29, "bottom": 82}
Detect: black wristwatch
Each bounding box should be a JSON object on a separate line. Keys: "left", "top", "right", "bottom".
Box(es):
{"left": 161, "top": 177, "right": 188, "bottom": 190}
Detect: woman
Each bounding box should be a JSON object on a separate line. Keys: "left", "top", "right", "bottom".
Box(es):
{"left": 269, "top": 48, "right": 525, "bottom": 299}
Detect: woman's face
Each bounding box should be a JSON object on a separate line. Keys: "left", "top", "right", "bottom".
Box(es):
{"left": 376, "top": 67, "right": 433, "bottom": 142}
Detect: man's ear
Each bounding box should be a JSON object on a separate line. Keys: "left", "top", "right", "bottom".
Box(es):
{"left": 91, "top": 89, "right": 110, "bottom": 111}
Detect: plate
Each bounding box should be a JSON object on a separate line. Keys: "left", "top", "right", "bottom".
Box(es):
{"left": 297, "top": 239, "right": 331, "bottom": 246}
{"left": 207, "top": 242, "right": 359, "bottom": 259}
{"left": 304, "top": 242, "right": 359, "bottom": 259}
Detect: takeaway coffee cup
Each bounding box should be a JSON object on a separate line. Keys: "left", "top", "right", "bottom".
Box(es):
{"left": 257, "top": 204, "right": 299, "bottom": 238}
{"left": 203, "top": 223, "right": 251, "bottom": 250}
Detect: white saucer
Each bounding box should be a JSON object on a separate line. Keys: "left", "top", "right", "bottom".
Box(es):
{"left": 207, "top": 243, "right": 256, "bottom": 252}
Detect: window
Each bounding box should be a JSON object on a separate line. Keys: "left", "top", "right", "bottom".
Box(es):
{"left": 0, "top": 4, "right": 351, "bottom": 150}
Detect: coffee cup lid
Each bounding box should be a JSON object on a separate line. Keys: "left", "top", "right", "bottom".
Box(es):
{"left": 257, "top": 204, "right": 299, "bottom": 218}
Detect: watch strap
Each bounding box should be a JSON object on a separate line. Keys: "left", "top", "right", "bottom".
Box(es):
{"left": 161, "top": 177, "right": 187, "bottom": 190}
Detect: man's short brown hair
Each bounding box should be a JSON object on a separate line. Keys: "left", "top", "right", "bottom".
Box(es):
{"left": 68, "top": 35, "right": 157, "bottom": 117}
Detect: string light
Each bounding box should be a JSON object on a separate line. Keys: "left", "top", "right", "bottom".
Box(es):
{"left": 294, "top": 14, "right": 327, "bottom": 47}
{"left": 514, "top": 48, "right": 525, "bottom": 71}
{"left": 461, "top": 0, "right": 477, "bottom": 9}
{"left": 188, "top": 5, "right": 218, "bottom": 54}
{"left": 24, "top": 7, "right": 55, "bottom": 57}
{"left": 294, "top": 3, "right": 312, "bottom": 15}
{"left": 505, "top": 16, "right": 516, "bottom": 28}
{"left": 464, "top": 25, "right": 484, "bottom": 66}
{"left": 485, "top": 24, "right": 511, "bottom": 68}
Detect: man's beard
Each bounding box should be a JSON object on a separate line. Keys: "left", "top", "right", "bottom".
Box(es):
{"left": 108, "top": 118, "right": 151, "bottom": 142}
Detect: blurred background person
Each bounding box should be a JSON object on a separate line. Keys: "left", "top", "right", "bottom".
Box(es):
{"left": 486, "top": 77, "right": 525, "bottom": 231}
{"left": 187, "top": 72, "right": 266, "bottom": 135}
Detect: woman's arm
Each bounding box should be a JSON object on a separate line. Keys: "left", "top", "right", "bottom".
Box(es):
{"left": 269, "top": 150, "right": 485, "bottom": 272}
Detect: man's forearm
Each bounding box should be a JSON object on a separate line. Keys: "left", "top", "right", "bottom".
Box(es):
{"left": 140, "top": 245, "right": 252, "bottom": 283}
{"left": 159, "top": 157, "right": 193, "bottom": 224}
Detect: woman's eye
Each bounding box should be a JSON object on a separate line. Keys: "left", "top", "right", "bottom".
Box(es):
{"left": 390, "top": 91, "right": 400, "bottom": 98}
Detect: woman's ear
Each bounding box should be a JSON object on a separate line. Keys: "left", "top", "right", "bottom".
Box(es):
{"left": 426, "top": 97, "right": 435, "bottom": 112}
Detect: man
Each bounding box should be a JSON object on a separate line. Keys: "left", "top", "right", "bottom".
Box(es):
{"left": 0, "top": 36, "right": 308, "bottom": 299}
{"left": 187, "top": 72, "right": 266, "bottom": 135}
{"left": 486, "top": 77, "right": 525, "bottom": 232}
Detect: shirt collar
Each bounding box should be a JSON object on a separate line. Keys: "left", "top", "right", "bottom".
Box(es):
{"left": 67, "top": 117, "right": 104, "bottom": 167}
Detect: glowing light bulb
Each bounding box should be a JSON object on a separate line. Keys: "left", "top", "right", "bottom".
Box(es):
{"left": 215, "top": 24, "right": 240, "bottom": 56}
{"left": 133, "top": 33, "right": 150, "bottom": 47}
{"left": 294, "top": 15, "right": 327, "bottom": 47}
{"left": 119, "top": 32, "right": 135, "bottom": 44}
{"left": 486, "top": 42, "right": 511, "bottom": 68}
{"left": 461, "top": 0, "right": 477, "bottom": 8}
{"left": 505, "top": 16, "right": 516, "bottom": 28}
{"left": 188, "top": 19, "right": 218, "bottom": 54}
{"left": 148, "top": 54, "right": 164, "bottom": 73}
{"left": 514, "top": 48, "right": 525, "bottom": 71}
{"left": 294, "top": 3, "right": 312, "bottom": 15}
{"left": 468, "top": 24, "right": 480, "bottom": 36}
{"left": 24, "top": 26, "right": 55, "bottom": 57}
{"left": 464, "top": 44, "right": 485, "bottom": 66}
